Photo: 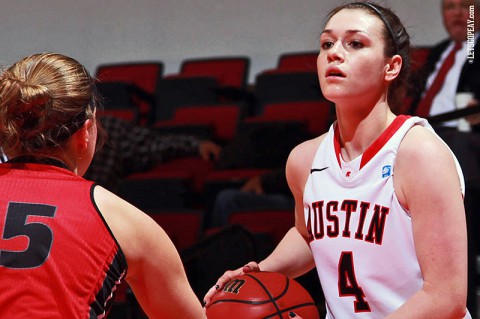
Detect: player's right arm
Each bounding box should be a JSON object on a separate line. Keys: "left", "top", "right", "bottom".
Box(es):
{"left": 203, "top": 135, "right": 325, "bottom": 307}
{"left": 258, "top": 137, "right": 322, "bottom": 276}
{"left": 93, "top": 186, "right": 206, "bottom": 319}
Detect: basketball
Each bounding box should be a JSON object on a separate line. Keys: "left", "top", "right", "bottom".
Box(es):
{"left": 206, "top": 271, "right": 320, "bottom": 319}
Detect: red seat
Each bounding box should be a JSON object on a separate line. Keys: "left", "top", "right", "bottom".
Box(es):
{"left": 150, "top": 156, "right": 215, "bottom": 193}
{"left": 178, "top": 56, "right": 250, "bottom": 89}
{"left": 253, "top": 71, "right": 324, "bottom": 114}
{"left": 147, "top": 210, "right": 204, "bottom": 251}
{"left": 261, "top": 51, "right": 318, "bottom": 75}
{"left": 277, "top": 51, "right": 319, "bottom": 72}
{"left": 245, "top": 100, "right": 333, "bottom": 136}
{"left": 95, "top": 61, "right": 163, "bottom": 124}
{"left": 154, "top": 75, "right": 220, "bottom": 121}
{"left": 410, "top": 46, "right": 431, "bottom": 73}
{"left": 117, "top": 170, "right": 193, "bottom": 211}
{"left": 154, "top": 104, "right": 241, "bottom": 142}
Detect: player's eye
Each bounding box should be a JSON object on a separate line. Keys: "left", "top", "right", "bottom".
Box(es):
{"left": 321, "top": 41, "right": 334, "bottom": 51}
{"left": 349, "top": 40, "right": 365, "bottom": 49}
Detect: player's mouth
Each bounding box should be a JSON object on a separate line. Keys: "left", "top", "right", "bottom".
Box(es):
{"left": 325, "top": 67, "right": 346, "bottom": 78}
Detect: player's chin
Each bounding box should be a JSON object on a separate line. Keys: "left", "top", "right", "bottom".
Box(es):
{"left": 321, "top": 89, "right": 349, "bottom": 105}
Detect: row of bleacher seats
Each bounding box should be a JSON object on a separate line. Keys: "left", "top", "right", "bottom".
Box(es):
{"left": 95, "top": 51, "right": 323, "bottom": 126}
{"left": 95, "top": 47, "right": 431, "bottom": 126}
{"left": 96, "top": 47, "right": 433, "bottom": 255}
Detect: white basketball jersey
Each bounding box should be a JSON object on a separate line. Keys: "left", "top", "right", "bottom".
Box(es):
{"left": 303, "top": 115, "right": 470, "bottom": 319}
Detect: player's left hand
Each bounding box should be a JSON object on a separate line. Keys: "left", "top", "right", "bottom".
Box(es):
{"left": 203, "top": 261, "right": 260, "bottom": 307}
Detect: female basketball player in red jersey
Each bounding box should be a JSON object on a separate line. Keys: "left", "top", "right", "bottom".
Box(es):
{"left": 0, "top": 53, "right": 205, "bottom": 318}
{"left": 204, "top": 2, "right": 471, "bottom": 318}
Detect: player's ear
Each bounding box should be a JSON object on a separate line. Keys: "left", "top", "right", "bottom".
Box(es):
{"left": 385, "top": 55, "right": 402, "bottom": 82}
{"left": 72, "top": 119, "right": 93, "bottom": 153}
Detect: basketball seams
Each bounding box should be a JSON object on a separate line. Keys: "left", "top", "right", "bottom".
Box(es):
{"left": 245, "top": 273, "right": 290, "bottom": 301}
{"left": 263, "top": 303, "right": 319, "bottom": 319}
{"left": 245, "top": 273, "right": 286, "bottom": 318}
{"left": 210, "top": 298, "right": 274, "bottom": 306}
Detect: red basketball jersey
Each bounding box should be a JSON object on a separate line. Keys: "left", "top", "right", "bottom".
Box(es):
{"left": 0, "top": 160, "right": 127, "bottom": 318}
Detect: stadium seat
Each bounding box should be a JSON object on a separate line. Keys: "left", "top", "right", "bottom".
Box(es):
{"left": 95, "top": 61, "right": 164, "bottom": 125}
{"left": 178, "top": 56, "right": 250, "bottom": 89}
{"left": 117, "top": 170, "right": 193, "bottom": 211}
{"left": 154, "top": 76, "right": 220, "bottom": 121}
{"left": 154, "top": 104, "right": 242, "bottom": 143}
{"left": 147, "top": 210, "right": 204, "bottom": 251}
{"left": 229, "top": 209, "right": 295, "bottom": 244}
{"left": 277, "top": 51, "right": 319, "bottom": 72}
{"left": 253, "top": 71, "right": 324, "bottom": 115}
{"left": 244, "top": 100, "right": 333, "bottom": 136}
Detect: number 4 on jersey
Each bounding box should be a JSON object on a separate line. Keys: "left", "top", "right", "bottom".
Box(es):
{"left": 338, "top": 251, "right": 371, "bottom": 312}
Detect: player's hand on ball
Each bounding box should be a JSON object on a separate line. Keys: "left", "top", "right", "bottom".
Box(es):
{"left": 203, "top": 261, "right": 260, "bottom": 307}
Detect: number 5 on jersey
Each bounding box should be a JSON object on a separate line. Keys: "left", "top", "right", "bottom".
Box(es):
{"left": 0, "top": 202, "right": 56, "bottom": 269}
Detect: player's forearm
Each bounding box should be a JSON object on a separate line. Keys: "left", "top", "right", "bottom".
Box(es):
{"left": 259, "top": 227, "right": 315, "bottom": 278}
{"left": 384, "top": 287, "right": 467, "bottom": 319}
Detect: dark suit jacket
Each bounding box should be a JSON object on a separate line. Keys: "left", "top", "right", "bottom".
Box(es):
{"left": 409, "top": 38, "right": 480, "bottom": 115}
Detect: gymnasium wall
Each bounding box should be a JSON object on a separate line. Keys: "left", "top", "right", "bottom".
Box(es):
{"left": 0, "top": 0, "right": 446, "bottom": 82}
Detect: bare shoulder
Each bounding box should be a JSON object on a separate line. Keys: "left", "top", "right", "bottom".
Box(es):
{"left": 395, "top": 125, "right": 461, "bottom": 210}
{"left": 286, "top": 133, "right": 327, "bottom": 193}
{"left": 93, "top": 185, "right": 147, "bottom": 230}
{"left": 288, "top": 134, "right": 326, "bottom": 170}
{"left": 92, "top": 186, "right": 169, "bottom": 262}
{"left": 397, "top": 125, "right": 453, "bottom": 166}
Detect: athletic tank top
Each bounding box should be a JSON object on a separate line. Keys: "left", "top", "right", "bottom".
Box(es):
{"left": 303, "top": 115, "right": 470, "bottom": 319}
{"left": 0, "top": 159, "right": 127, "bottom": 318}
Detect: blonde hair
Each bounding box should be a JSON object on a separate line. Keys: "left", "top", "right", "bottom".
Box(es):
{"left": 0, "top": 53, "right": 101, "bottom": 155}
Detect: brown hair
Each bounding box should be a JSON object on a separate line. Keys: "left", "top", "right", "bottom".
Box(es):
{"left": 324, "top": 1, "right": 411, "bottom": 113}
{"left": 0, "top": 52, "right": 103, "bottom": 155}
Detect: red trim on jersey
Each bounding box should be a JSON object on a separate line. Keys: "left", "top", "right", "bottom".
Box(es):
{"left": 334, "top": 123, "right": 342, "bottom": 167}
{"left": 334, "top": 115, "right": 411, "bottom": 169}
{"left": 360, "top": 115, "right": 410, "bottom": 168}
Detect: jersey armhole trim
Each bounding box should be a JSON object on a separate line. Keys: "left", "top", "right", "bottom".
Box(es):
{"left": 90, "top": 183, "right": 128, "bottom": 274}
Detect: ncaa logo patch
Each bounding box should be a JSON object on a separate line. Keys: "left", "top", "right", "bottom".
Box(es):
{"left": 382, "top": 165, "right": 392, "bottom": 178}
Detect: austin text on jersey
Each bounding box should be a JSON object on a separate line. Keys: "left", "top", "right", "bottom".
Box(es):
{"left": 306, "top": 199, "right": 390, "bottom": 244}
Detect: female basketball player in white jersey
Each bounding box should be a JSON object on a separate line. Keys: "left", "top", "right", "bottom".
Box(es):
{"left": 204, "top": 2, "right": 471, "bottom": 318}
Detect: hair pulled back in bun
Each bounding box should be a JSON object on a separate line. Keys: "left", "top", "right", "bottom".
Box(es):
{"left": 0, "top": 52, "right": 101, "bottom": 155}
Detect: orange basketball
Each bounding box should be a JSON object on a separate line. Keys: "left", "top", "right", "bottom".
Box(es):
{"left": 206, "top": 271, "right": 320, "bottom": 319}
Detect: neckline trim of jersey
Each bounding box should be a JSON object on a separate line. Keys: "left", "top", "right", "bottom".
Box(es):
{"left": 7, "top": 155, "right": 70, "bottom": 170}
{"left": 334, "top": 115, "right": 411, "bottom": 169}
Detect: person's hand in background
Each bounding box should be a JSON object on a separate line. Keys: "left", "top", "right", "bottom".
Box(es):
{"left": 199, "top": 140, "right": 222, "bottom": 161}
